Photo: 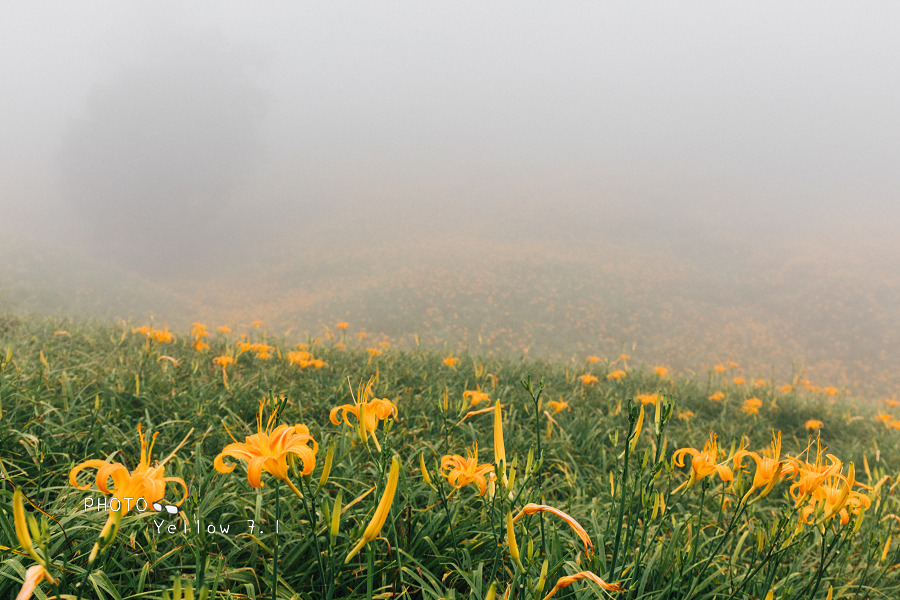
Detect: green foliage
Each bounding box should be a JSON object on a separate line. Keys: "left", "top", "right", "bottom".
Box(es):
{"left": 1, "top": 314, "right": 899, "bottom": 599}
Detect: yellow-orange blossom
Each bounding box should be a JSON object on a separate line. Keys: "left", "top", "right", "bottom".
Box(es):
{"left": 69, "top": 425, "right": 188, "bottom": 560}
{"left": 215, "top": 398, "right": 317, "bottom": 500}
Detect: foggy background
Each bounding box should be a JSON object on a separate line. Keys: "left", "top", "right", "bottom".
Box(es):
{"left": 2, "top": 2, "right": 899, "bottom": 396}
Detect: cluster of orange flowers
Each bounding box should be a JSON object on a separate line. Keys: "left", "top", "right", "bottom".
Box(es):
{"left": 742, "top": 397, "right": 763, "bottom": 415}
{"left": 606, "top": 370, "right": 627, "bottom": 381}
{"left": 237, "top": 341, "right": 274, "bottom": 360}
{"left": 190, "top": 322, "right": 210, "bottom": 352}
{"left": 287, "top": 350, "right": 327, "bottom": 369}
{"left": 133, "top": 325, "right": 175, "bottom": 344}
{"left": 800, "top": 379, "right": 840, "bottom": 396}
{"left": 876, "top": 413, "right": 900, "bottom": 430}
{"left": 674, "top": 431, "right": 875, "bottom": 526}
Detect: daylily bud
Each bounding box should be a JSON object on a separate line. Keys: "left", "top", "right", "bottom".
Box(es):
{"left": 525, "top": 446, "right": 534, "bottom": 477}
{"left": 852, "top": 506, "right": 866, "bottom": 534}
{"left": 345, "top": 456, "right": 399, "bottom": 563}
{"left": 494, "top": 401, "right": 506, "bottom": 468}
{"left": 537, "top": 559, "right": 549, "bottom": 594}
{"left": 315, "top": 441, "right": 335, "bottom": 496}
{"left": 14, "top": 489, "right": 43, "bottom": 565}
{"left": 484, "top": 583, "right": 497, "bottom": 600}
{"left": 331, "top": 490, "right": 343, "bottom": 540}
{"left": 629, "top": 406, "right": 645, "bottom": 452}
{"left": 654, "top": 395, "right": 662, "bottom": 434}
{"left": 507, "top": 459, "right": 517, "bottom": 493}
{"left": 321, "top": 496, "right": 332, "bottom": 524}
{"left": 420, "top": 453, "right": 437, "bottom": 491}
{"left": 506, "top": 511, "right": 523, "bottom": 570}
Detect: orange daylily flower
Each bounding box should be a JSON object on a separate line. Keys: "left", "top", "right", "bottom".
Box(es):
{"left": 578, "top": 374, "right": 599, "bottom": 385}
{"left": 513, "top": 503, "right": 593, "bottom": 555}
{"left": 678, "top": 410, "right": 695, "bottom": 421}
{"left": 542, "top": 571, "right": 623, "bottom": 600}
{"left": 636, "top": 393, "right": 658, "bottom": 406}
{"left": 330, "top": 378, "right": 398, "bottom": 451}
{"left": 654, "top": 366, "right": 669, "bottom": 377}
{"left": 440, "top": 443, "right": 495, "bottom": 495}
{"left": 367, "top": 348, "right": 382, "bottom": 356}
{"left": 443, "top": 356, "right": 460, "bottom": 368}
{"left": 672, "top": 432, "right": 734, "bottom": 492}
{"left": 134, "top": 326, "right": 176, "bottom": 344}
{"left": 336, "top": 322, "right": 349, "bottom": 330}
{"left": 218, "top": 326, "right": 232, "bottom": 334}
{"left": 733, "top": 377, "right": 746, "bottom": 386}
{"left": 607, "top": 370, "right": 626, "bottom": 381}
{"left": 288, "top": 350, "right": 312, "bottom": 365}
{"left": 779, "top": 385, "right": 793, "bottom": 393}
{"left": 463, "top": 388, "right": 491, "bottom": 407}
{"left": 732, "top": 430, "right": 798, "bottom": 502}
{"left": 70, "top": 425, "right": 188, "bottom": 556}
{"left": 215, "top": 398, "right": 317, "bottom": 499}
{"left": 586, "top": 355, "right": 601, "bottom": 364}
{"left": 212, "top": 355, "right": 234, "bottom": 368}
{"left": 876, "top": 413, "right": 895, "bottom": 428}
{"left": 548, "top": 399, "right": 570, "bottom": 413}
{"left": 789, "top": 441, "right": 842, "bottom": 506}
{"left": 709, "top": 391, "right": 725, "bottom": 402}
{"left": 805, "top": 419, "right": 824, "bottom": 430}
{"left": 799, "top": 465, "right": 870, "bottom": 525}
{"left": 742, "top": 398, "right": 763, "bottom": 415}
{"left": 713, "top": 364, "right": 726, "bottom": 373}
{"left": 236, "top": 342, "right": 274, "bottom": 359}
{"left": 15, "top": 565, "right": 56, "bottom": 600}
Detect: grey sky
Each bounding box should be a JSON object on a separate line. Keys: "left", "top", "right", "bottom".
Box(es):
{"left": 2, "top": 2, "right": 899, "bottom": 249}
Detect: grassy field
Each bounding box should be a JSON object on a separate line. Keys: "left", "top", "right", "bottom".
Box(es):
{"left": 2, "top": 314, "right": 900, "bottom": 599}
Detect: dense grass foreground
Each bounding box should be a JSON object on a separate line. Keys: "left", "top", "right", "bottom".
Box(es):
{"left": 2, "top": 315, "right": 900, "bottom": 600}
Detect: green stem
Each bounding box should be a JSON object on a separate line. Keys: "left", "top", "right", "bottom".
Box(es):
{"left": 728, "top": 515, "right": 793, "bottom": 599}
{"left": 683, "top": 480, "right": 708, "bottom": 589}
{"left": 684, "top": 487, "right": 746, "bottom": 599}
{"left": 272, "top": 480, "right": 279, "bottom": 600}
{"left": 366, "top": 545, "right": 375, "bottom": 600}
{"left": 608, "top": 407, "right": 637, "bottom": 582}
{"left": 437, "top": 476, "right": 462, "bottom": 567}
{"left": 299, "top": 476, "right": 327, "bottom": 585}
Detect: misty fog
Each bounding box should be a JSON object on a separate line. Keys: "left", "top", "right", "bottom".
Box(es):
{"left": 2, "top": 2, "right": 899, "bottom": 396}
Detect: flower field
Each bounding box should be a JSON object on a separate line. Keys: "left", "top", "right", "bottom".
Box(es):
{"left": 2, "top": 315, "right": 900, "bottom": 599}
